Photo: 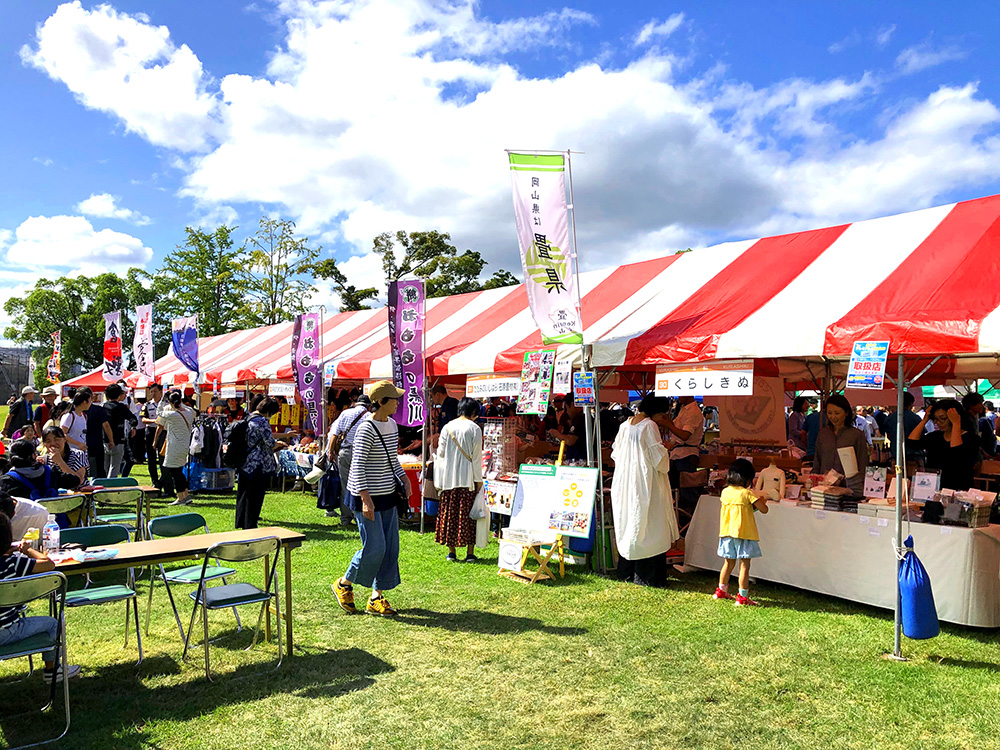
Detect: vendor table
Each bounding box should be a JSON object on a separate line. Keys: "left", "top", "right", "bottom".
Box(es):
{"left": 685, "top": 494, "right": 1000, "bottom": 627}
{"left": 56, "top": 526, "right": 306, "bottom": 649}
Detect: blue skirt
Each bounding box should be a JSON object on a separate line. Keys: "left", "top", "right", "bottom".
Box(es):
{"left": 718, "top": 536, "right": 762, "bottom": 559}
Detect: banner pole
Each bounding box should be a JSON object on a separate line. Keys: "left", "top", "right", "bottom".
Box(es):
{"left": 319, "top": 306, "right": 327, "bottom": 457}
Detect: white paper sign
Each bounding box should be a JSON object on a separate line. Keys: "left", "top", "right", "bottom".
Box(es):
{"left": 838, "top": 447, "right": 859, "bottom": 478}
{"left": 864, "top": 467, "right": 887, "bottom": 498}
{"left": 912, "top": 471, "right": 941, "bottom": 502}
{"left": 877, "top": 518, "right": 889, "bottom": 527}
{"left": 869, "top": 527, "right": 881, "bottom": 537}
{"left": 466, "top": 374, "right": 521, "bottom": 399}
{"left": 552, "top": 360, "right": 573, "bottom": 395}
{"left": 815, "top": 511, "right": 827, "bottom": 520}
{"left": 268, "top": 382, "right": 296, "bottom": 397}
{"left": 510, "top": 463, "right": 598, "bottom": 539}
{"left": 498, "top": 541, "right": 525, "bottom": 572}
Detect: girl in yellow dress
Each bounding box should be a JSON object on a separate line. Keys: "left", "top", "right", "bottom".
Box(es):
{"left": 713, "top": 458, "right": 769, "bottom": 606}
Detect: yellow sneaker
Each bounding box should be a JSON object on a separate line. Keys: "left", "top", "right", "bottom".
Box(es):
{"left": 332, "top": 580, "right": 357, "bottom": 614}
{"left": 366, "top": 594, "right": 398, "bottom": 617}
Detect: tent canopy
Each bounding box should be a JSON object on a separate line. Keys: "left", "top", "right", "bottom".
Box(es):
{"left": 592, "top": 194, "right": 1000, "bottom": 368}
{"left": 139, "top": 193, "right": 1000, "bottom": 387}
{"left": 59, "top": 366, "right": 134, "bottom": 393}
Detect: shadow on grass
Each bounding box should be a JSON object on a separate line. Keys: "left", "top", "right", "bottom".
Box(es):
{"left": 931, "top": 655, "right": 1000, "bottom": 672}
{"left": 395, "top": 608, "right": 587, "bottom": 636}
{"left": 1, "top": 647, "right": 393, "bottom": 749}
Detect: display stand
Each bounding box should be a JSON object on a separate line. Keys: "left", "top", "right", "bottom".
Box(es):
{"left": 498, "top": 535, "right": 565, "bottom": 584}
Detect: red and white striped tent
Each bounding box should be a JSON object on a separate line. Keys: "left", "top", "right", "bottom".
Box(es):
{"left": 592, "top": 193, "right": 1000, "bottom": 381}
{"left": 139, "top": 193, "right": 1000, "bottom": 386}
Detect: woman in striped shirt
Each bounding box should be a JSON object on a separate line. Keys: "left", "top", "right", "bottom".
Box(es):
{"left": 332, "top": 381, "right": 410, "bottom": 617}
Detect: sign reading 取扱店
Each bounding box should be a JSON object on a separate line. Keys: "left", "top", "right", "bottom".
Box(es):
{"left": 846, "top": 341, "right": 889, "bottom": 390}
{"left": 654, "top": 361, "right": 754, "bottom": 397}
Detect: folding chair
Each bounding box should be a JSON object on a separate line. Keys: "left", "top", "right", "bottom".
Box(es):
{"left": 145, "top": 513, "right": 241, "bottom": 641}
{"left": 60, "top": 525, "right": 143, "bottom": 665}
{"left": 182, "top": 536, "right": 282, "bottom": 681}
{"left": 89, "top": 487, "right": 145, "bottom": 540}
{"left": 36, "top": 495, "right": 87, "bottom": 529}
{"left": 90, "top": 477, "right": 139, "bottom": 489}
{"left": 0, "top": 572, "right": 70, "bottom": 749}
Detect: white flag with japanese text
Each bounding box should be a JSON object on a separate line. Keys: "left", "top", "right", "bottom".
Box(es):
{"left": 133, "top": 304, "right": 155, "bottom": 381}
{"left": 508, "top": 152, "right": 583, "bottom": 345}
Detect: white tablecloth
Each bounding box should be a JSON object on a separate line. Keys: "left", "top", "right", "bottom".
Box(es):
{"left": 685, "top": 495, "right": 1000, "bottom": 627}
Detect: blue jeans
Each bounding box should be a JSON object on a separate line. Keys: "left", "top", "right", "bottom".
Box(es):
{"left": 0, "top": 615, "right": 59, "bottom": 661}
{"left": 344, "top": 502, "right": 400, "bottom": 591}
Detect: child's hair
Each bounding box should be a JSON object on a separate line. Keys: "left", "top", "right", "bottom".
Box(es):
{"left": 0, "top": 490, "right": 14, "bottom": 519}
{"left": 8, "top": 439, "right": 38, "bottom": 469}
{"left": 0, "top": 511, "right": 12, "bottom": 554}
{"left": 726, "top": 458, "right": 755, "bottom": 488}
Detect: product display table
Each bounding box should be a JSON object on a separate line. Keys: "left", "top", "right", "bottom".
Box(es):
{"left": 685, "top": 494, "right": 1000, "bottom": 627}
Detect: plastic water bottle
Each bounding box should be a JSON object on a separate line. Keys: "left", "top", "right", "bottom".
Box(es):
{"left": 42, "top": 514, "right": 60, "bottom": 554}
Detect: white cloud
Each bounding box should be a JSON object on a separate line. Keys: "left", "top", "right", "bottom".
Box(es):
{"left": 33, "top": 156, "right": 53, "bottom": 167}
{"left": 634, "top": 14, "right": 684, "bottom": 47}
{"left": 4, "top": 215, "right": 153, "bottom": 272}
{"left": 20, "top": 1, "right": 220, "bottom": 151}
{"left": 896, "top": 43, "right": 967, "bottom": 75}
{"left": 23, "top": 0, "right": 1000, "bottom": 284}
{"left": 75, "top": 192, "right": 151, "bottom": 225}
{"left": 876, "top": 24, "right": 896, "bottom": 47}
{"left": 828, "top": 30, "right": 861, "bottom": 54}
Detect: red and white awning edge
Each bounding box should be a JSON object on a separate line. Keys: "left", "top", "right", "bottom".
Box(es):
{"left": 127, "top": 193, "right": 1000, "bottom": 387}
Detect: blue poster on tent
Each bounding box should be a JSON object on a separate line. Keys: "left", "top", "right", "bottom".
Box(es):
{"left": 846, "top": 340, "right": 889, "bottom": 390}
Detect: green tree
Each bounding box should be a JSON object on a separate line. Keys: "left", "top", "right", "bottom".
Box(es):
{"left": 482, "top": 268, "right": 520, "bottom": 289}
{"left": 313, "top": 259, "right": 378, "bottom": 312}
{"left": 372, "top": 230, "right": 518, "bottom": 298}
{"left": 241, "top": 218, "right": 320, "bottom": 325}
{"left": 148, "top": 225, "right": 246, "bottom": 338}
{"left": 4, "top": 272, "right": 153, "bottom": 387}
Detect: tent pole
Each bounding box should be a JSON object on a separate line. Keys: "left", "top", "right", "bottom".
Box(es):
{"left": 590, "top": 350, "right": 606, "bottom": 574}
{"left": 893, "top": 353, "right": 905, "bottom": 659}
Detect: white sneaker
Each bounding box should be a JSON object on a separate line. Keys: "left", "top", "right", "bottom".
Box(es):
{"left": 325, "top": 510, "right": 338, "bottom": 517}
{"left": 44, "top": 664, "right": 81, "bottom": 683}
{"left": 169, "top": 497, "right": 193, "bottom": 506}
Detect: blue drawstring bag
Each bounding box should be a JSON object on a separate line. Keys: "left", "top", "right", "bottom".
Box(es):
{"left": 899, "top": 535, "right": 939, "bottom": 640}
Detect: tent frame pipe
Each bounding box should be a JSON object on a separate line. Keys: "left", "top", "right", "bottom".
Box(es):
{"left": 893, "top": 354, "right": 905, "bottom": 659}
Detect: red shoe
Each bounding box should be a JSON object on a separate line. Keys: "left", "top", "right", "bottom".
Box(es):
{"left": 712, "top": 587, "right": 734, "bottom": 600}
{"left": 735, "top": 594, "right": 760, "bottom": 607}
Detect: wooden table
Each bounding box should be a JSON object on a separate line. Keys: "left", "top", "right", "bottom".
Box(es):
{"left": 55, "top": 526, "right": 306, "bottom": 650}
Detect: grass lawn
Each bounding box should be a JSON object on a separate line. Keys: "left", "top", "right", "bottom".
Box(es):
{"left": 3, "top": 464, "right": 1000, "bottom": 749}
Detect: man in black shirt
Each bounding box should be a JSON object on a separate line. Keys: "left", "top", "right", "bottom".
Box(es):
{"left": 78, "top": 387, "right": 114, "bottom": 480}
{"left": 104, "top": 383, "right": 138, "bottom": 478}
{"left": 431, "top": 385, "right": 458, "bottom": 429}
{"left": 3, "top": 386, "right": 36, "bottom": 438}
{"left": 549, "top": 403, "right": 589, "bottom": 462}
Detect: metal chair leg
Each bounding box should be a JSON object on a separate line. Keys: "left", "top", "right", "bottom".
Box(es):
{"left": 133, "top": 597, "right": 144, "bottom": 665}
{"left": 182, "top": 588, "right": 202, "bottom": 662}
{"left": 202, "top": 597, "right": 212, "bottom": 681}
{"left": 219, "top": 576, "right": 243, "bottom": 633}
{"left": 144, "top": 566, "right": 156, "bottom": 636}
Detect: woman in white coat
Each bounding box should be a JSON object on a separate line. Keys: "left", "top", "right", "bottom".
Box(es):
{"left": 611, "top": 395, "right": 679, "bottom": 587}
{"left": 434, "top": 397, "right": 484, "bottom": 562}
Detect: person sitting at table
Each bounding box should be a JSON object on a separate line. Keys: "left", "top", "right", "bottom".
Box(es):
{"left": 908, "top": 399, "right": 980, "bottom": 491}
{"left": 42, "top": 425, "right": 88, "bottom": 484}
{"left": 1, "top": 439, "right": 81, "bottom": 501}
{"left": 0, "top": 489, "right": 48, "bottom": 541}
{"left": 0, "top": 511, "right": 81, "bottom": 682}
{"left": 813, "top": 394, "right": 869, "bottom": 496}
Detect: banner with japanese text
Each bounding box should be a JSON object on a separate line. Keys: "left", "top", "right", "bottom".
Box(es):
{"left": 47, "top": 331, "right": 61, "bottom": 384}
{"left": 102, "top": 311, "right": 124, "bottom": 382}
{"left": 171, "top": 315, "right": 199, "bottom": 375}
{"left": 508, "top": 152, "right": 583, "bottom": 345}
{"left": 291, "top": 311, "right": 322, "bottom": 432}
{"left": 846, "top": 340, "right": 889, "bottom": 390}
{"left": 133, "top": 304, "right": 155, "bottom": 381}
{"left": 388, "top": 278, "right": 425, "bottom": 427}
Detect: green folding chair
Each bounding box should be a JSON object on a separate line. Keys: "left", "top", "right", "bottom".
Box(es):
{"left": 182, "top": 536, "right": 282, "bottom": 681}
{"left": 145, "top": 513, "right": 241, "bottom": 641}
{"left": 89, "top": 488, "right": 145, "bottom": 539}
{"left": 90, "top": 477, "right": 139, "bottom": 489}
{"left": 60, "top": 525, "right": 143, "bottom": 665}
{"left": 0, "top": 572, "right": 70, "bottom": 749}
{"left": 36, "top": 495, "right": 87, "bottom": 529}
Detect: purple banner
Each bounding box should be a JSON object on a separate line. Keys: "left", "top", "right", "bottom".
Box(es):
{"left": 291, "top": 312, "right": 322, "bottom": 432}
{"left": 388, "top": 279, "right": 425, "bottom": 427}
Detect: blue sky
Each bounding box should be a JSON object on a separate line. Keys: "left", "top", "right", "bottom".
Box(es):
{"left": 1, "top": 0, "right": 998, "bottom": 325}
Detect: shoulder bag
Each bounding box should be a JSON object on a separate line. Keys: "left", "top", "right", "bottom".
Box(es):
{"left": 371, "top": 422, "right": 410, "bottom": 514}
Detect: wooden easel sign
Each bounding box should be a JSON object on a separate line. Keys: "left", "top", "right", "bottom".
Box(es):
{"left": 498, "top": 536, "right": 564, "bottom": 585}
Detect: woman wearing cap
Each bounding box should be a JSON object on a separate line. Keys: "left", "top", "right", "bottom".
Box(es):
{"left": 333, "top": 380, "right": 410, "bottom": 617}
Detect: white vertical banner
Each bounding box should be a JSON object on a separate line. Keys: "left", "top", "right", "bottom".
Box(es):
{"left": 133, "top": 304, "right": 155, "bottom": 381}
{"left": 102, "top": 311, "right": 124, "bottom": 382}
{"left": 508, "top": 151, "right": 583, "bottom": 345}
